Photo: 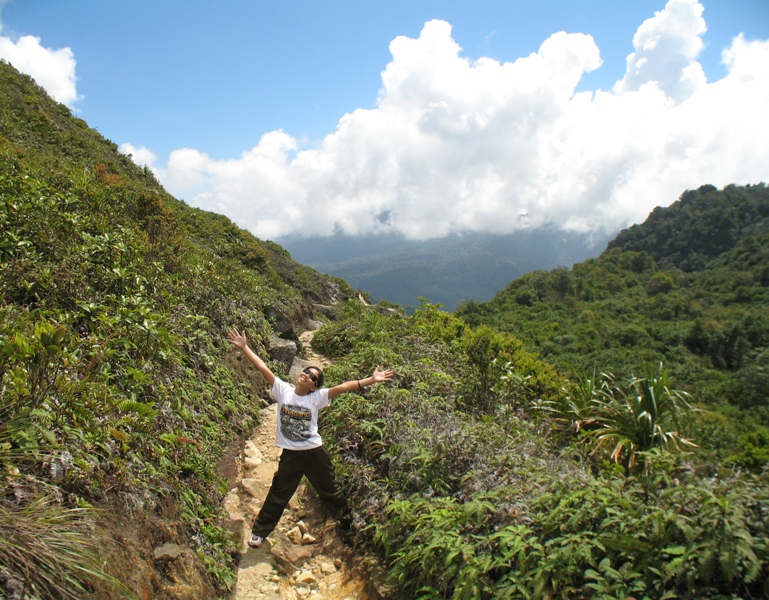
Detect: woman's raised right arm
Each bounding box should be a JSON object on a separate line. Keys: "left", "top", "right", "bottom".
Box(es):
{"left": 228, "top": 329, "right": 276, "bottom": 386}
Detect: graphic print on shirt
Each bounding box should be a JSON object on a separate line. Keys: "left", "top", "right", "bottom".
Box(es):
{"left": 280, "top": 404, "right": 312, "bottom": 442}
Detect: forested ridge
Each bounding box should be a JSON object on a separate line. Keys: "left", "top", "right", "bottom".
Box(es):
{"left": 2, "top": 58, "right": 768, "bottom": 599}
{"left": 456, "top": 182, "right": 769, "bottom": 468}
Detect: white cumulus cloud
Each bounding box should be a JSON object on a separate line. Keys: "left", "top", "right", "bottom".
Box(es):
{"left": 0, "top": 31, "right": 80, "bottom": 107}
{"left": 126, "top": 0, "right": 767, "bottom": 242}
{"left": 119, "top": 143, "right": 157, "bottom": 169}
{"left": 615, "top": 0, "right": 707, "bottom": 102}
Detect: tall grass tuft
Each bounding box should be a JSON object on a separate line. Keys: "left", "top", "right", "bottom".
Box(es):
{"left": 0, "top": 497, "right": 133, "bottom": 599}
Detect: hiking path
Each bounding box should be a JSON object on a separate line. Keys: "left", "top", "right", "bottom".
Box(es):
{"left": 223, "top": 329, "right": 385, "bottom": 600}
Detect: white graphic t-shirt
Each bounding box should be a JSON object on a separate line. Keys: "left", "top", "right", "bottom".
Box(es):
{"left": 271, "top": 377, "right": 331, "bottom": 450}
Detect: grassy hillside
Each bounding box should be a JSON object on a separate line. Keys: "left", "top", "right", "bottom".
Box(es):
{"left": 0, "top": 60, "right": 356, "bottom": 598}
{"left": 456, "top": 183, "right": 769, "bottom": 465}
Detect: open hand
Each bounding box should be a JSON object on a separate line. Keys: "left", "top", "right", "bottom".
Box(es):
{"left": 228, "top": 328, "right": 247, "bottom": 350}
{"left": 372, "top": 367, "right": 395, "bottom": 383}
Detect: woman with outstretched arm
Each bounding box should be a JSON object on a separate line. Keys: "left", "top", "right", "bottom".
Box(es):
{"left": 228, "top": 328, "right": 394, "bottom": 548}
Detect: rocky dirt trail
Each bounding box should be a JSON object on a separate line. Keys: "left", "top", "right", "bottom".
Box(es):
{"left": 223, "top": 330, "right": 386, "bottom": 600}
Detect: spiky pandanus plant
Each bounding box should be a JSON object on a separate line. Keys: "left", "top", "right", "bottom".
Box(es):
{"left": 588, "top": 366, "right": 697, "bottom": 470}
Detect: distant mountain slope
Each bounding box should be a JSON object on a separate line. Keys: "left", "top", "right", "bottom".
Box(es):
{"left": 279, "top": 228, "right": 614, "bottom": 312}
{"left": 457, "top": 183, "right": 769, "bottom": 431}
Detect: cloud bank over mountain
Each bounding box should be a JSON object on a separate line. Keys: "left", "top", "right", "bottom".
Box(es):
{"left": 3, "top": 0, "right": 767, "bottom": 242}
{"left": 157, "top": 0, "right": 765, "bottom": 241}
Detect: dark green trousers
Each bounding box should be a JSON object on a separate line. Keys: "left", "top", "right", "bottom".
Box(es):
{"left": 252, "top": 446, "right": 349, "bottom": 538}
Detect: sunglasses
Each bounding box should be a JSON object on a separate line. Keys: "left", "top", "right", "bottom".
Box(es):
{"left": 302, "top": 368, "right": 318, "bottom": 384}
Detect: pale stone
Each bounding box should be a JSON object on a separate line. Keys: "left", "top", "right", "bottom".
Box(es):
{"left": 301, "top": 532, "right": 316, "bottom": 545}
{"left": 296, "top": 520, "right": 308, "bottom": 535}
{"left": 296, "top": 570, "right": 317, "bottom": 584}
{"left": 243, "top": 440, "right": 259, "bottom": 456}
{"left": 320, "top": 560, "right": 336, "bottom": 575}
{"left": 241, "top": 478, "right": 263, "bottom": 498}
{"left": 286, "top": 526, "right": 303, "bottom": 545}
{"left": 243, "top": 455, "right": 263, "bottom": 468}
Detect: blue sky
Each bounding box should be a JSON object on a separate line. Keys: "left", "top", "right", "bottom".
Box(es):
{"left": 1, "top": 0, "right": 768, "bottom": 241}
